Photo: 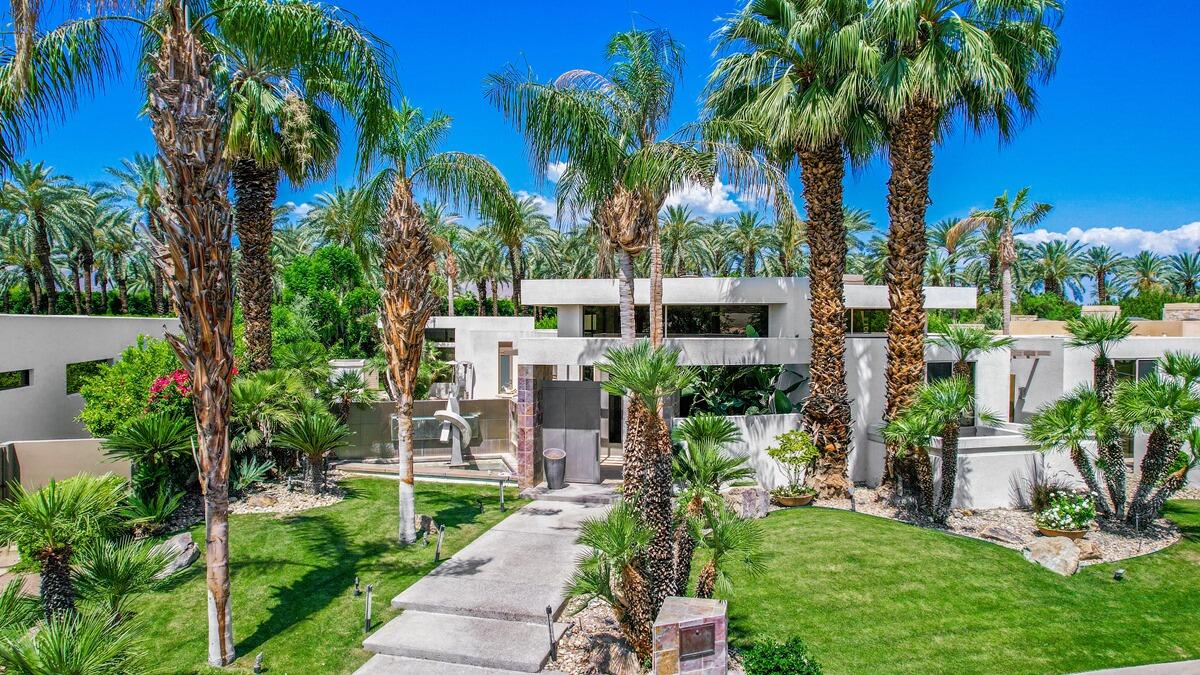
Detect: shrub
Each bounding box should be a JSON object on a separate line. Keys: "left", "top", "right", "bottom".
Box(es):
{"left": 119, "top": 489, "right": 183, "bottom": 536}
{"left": 766, "top": 430, "right": 819, "bottom": 499}
{"left": 1120, "top": 289, "right": 1188, "bottom": 321}
{"left": 102, "top": 412, "right": 195, "bottom": 496}
{"left": 77, "top": 337, "right": 184, "bottom": 438}
{"left": 1016, "top": 293, "right": 1081, "bottom": 321}
{"left": 1028, "top": 474, "right": 1078, "bottom": 513}
{"left": 1034, "top": 490, "right": 1096, "bottom": 531}
{"left": 742, "top": 636, "right": 823, "bottom": 675}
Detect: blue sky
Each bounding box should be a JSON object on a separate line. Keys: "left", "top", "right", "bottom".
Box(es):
{"left": 20, "top": 1, "right": 1200, "bottom": 255}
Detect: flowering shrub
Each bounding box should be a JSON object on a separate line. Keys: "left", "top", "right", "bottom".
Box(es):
{"left": 148, "top": 369, "right": 193, "bottom": 418}
{"left": 1035, "top": 490, "right": 1096, "bottom": 531}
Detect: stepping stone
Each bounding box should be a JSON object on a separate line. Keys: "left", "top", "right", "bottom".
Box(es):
{"left": 363, "top": 610, "right": 567, "bottom": 673}
{"left": 354, "top": 654, "right": 561, "bottom": 675}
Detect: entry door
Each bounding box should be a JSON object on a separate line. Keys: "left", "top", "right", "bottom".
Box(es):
{"left": 608, "top": 392, "right": 623, "bottom": 443}
{"left": 541, "top": 381, "right": 603, "bottom": 484}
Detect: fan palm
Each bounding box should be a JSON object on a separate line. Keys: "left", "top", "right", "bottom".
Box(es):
{"left": 691, "top": 504, "right": 766, "bottom": 599}
{"left": 0, "top": 474, "right": 126, "bottom": 618}
{"left": 230, "top": 371, "right": 302, "bottom": 453}
{"left": 324, "top": 369, "right": 379, "bottom": 422}
{"left": 275, "top": 412, "right": 352, "bottom": 494}
{"left": 1082, "top": 246, "right": 1124, "bottom": 304}
{"left": 930, "top": 324, "right": 1014, "bottom": 379}
{"left": 0, "top": 609, "right": 150, "bottom": 674}
{"left": 73, "top": 537, "right": 176, "bottom": 621}
{"left": 102, "top": 412, "right": 194, "bottom": 496}
{"left": 597, "top": 341, "right": 695, "bottom": 630}
{"left": 1066, "top": 313, "right": 1134, "bottom": 516}
{"left": 871, "top": 0, "right": 1061, "bottom": 485}
{"left": 1113, "top": 375, "right": 1200, "bottom": 524}
{"left": 708, "top": 0, "right": 879, "bottom": 497}
{"left": 212, "top": 3, "right": 391, "bottom": 371}
{"left": 1025, "top": 387, "right": 1112, "bottom": 515}
{"left": 371, "top": 100, "right": 518, "bottom": 543}
{"left": 1029, "top": 239, "right": 1084, "bottom": 299}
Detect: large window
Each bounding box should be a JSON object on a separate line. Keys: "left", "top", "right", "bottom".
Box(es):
{"left": 845, "top": 309, "right": 889, "bottom": 333}
{"left": 424, "top": 327, "right": 455, "bottom": 343}
{"left": 498, "top": 342, "right": 517, "bottom": 395}
{"left": 582, "top": 305, "right": 768, "bottom": 337}
{"left": 1115, "top": 359, "right": 1157, "bottom": 382}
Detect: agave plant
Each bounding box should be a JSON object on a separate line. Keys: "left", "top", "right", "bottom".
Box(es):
{"left": 275, "top": 413, "right": 352, "bottom": 494}
{"left": 0, "top": 474, "right": 127, "bottom": 618}
{"left": 73, "top": 537, "right": 176, "bottom": 621}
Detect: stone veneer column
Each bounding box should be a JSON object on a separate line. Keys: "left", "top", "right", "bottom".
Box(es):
{"left": 515, "top": 365, "right": 541, "bottom": 489}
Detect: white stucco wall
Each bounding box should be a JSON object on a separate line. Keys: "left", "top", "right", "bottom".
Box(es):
{"left": 426, "top": 316, "right": 541, "bottom": 399}
{"left": 0, "top": 315, "right": 181, "bottom": 442}
{"left": 670, "top": 413, "right": 801, "bottom": 490}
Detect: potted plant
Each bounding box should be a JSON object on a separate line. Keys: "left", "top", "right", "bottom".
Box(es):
{"left": 766, "top": 430, "right": 819, "bottom": 507}
{"left": 1035, "top": 489, "right": 1096, "bottom": 539}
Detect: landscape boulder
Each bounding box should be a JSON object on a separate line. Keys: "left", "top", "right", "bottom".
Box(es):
{"left": 721, "top": 485, "right": 770, "bottom": 519}
{"left": 246, "top": 494, "right": 277, "bottom": 508}
{"left": 1076, "top": 538, "right": 1102, "bottom": 561}
{"left": 152, "top": 532, "right": 199, "bottom": 578}
{"left": 979, "top": 525, "right": 1025, "bottom": 546}
{"left": 1023, "top": 536, "right": 1080, "bottom": 576}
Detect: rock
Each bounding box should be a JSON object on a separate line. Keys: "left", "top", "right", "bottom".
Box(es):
{"left": 721, "top": 485, "right": 770, "bottom": 519}
{"left": 1076, "top": 538, "right": 1102, "bottom": 561}
{"left": 415, "top": 514, "right": 439, "bottom": 537}
{"left": 980, "top": 525, "right": 1025, "bottom": 545}
{"left": 245, "top": 494, "right": 277, "bottom": 508}
{"left": 1023, "top": 537, "right": 1080, "bottom": 576}
{"left": 152, "top": 532, "right": 199, "bottom": 578}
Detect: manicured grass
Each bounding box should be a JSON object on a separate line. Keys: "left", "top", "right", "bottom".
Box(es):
{"left": 130, "top": 478, "right": 524, "bottom": 674}
{"left": 722, "top": 501, "right": 1200, "bottom": 674}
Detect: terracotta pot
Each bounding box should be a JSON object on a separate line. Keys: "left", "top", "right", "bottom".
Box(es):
{"left": 1038, "top": 526, "right": 1087, "bottom": 540}
{"left": 773, "top": 493, "right": 815, "bottom": 507}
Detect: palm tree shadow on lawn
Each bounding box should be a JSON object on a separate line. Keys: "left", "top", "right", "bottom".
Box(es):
{"left": 233, "top": 488, "right": 497, "bottom": 657}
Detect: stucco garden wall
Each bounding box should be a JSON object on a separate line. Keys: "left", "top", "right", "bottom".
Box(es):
{"left": 0, "top": 438, "right": 130, "bottom": 499}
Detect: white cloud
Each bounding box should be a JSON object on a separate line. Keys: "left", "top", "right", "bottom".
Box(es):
{"left": 663, "top": 177, "right": 742, "bottom": 217}
{"left": 545, "top": 161, "right": 568, "bottom": 184}
{"left": 283, "top": 201, "right": 314, "bottom": 222}
{"left": 1018, "top": 222, "right": 1200, "bottom": 256}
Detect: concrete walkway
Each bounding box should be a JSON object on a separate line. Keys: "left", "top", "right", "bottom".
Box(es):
{"left": 1077, "top": 661, "right": 1200, "bottom": 674}
{"left": 357, "top": 499, "right": 609, "bottom": 674}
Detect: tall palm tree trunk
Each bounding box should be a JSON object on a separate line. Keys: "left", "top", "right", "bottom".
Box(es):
{"left": 150, "top": 211, "right": 166, "bottom": 315}
{"left": 81, "top": 247, "right": 95, "bottom": 314}
{"left": 37, "top": 547, "right": 75, "bottom": 618}
{"left": 232, "top": 159, "right": 278, "bottom": 372}
{"left": 490, "top": 279, "right": 499, "bottom": 316}
{"left": 935, "top": 423, "right": 959, "bottom": 524}
{"left": 507, "top": 248, "right": 522, "bottom": 316}
{"left": 1096, "top": 271, "right": 1108, "bottom": 304}
{"left": 883, "top": 103, "right": 937, "bottom": 484}
{"left": 475, "top": 280, "right": 486, "bottom": 316}
{"left": 1129, "top": 429, "right": 1177, "bottom": 525}
{"left": 1000, "top": 226, "right": 1016, "bottom": 332}
{"left": 378, "top": 178, "right": 438, "bottom": 545}
{"left": 69, "top": 261, "right": 82, "bottom": 314}
{"left": 799, "top": 144, "right": 852, "bottom": 498}
{"left": 446, "top": 256, "right": 458, "bottom": 316}
{"left": 98, "top": 275, "right": 108, "bottom": 313}
{"left": 115, "top": 255, "right": 129, "bottom": 315}
{"left": 618, "top": 248, "right": 637, "bottom": 344}
{"left": 146, "top": 5, "right": 237, "bottom": 665}
{"left": 650, "top": 230, "right": 663, "bottom": 346}
{"left": 33, "top": 217, "right": 56, "bottom": 314}
{"left": 22, "top": 264, "right": 40, "bottom": 311}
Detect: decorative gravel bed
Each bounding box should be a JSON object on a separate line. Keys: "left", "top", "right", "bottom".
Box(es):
{"left": 547, "top": 598, "right": 641, "bottom": 675}
{"left": 161, "top": 473, "right": 348, "bottom": 533}
{"left": 815, "top": 486, "right": 1180, "bottom": 565}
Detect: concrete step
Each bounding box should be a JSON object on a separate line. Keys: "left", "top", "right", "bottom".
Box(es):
{"left": 362, "top": 611, "right": 567, "bottom": 673}
{"left": 393, "top": 575, "right": 570, "bottom": 623}
{"left": 355, "top": 654, "right": 565, "bottom": 675}
{"left": 520, "top": 482, "right": 621, "bottom": 505}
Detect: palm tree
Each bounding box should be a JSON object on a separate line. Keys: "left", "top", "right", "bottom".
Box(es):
{"left": 457, "top": 228, "right": 502, "bottom": 316}
{"left": 103, "top": 154, "right": 167, "bottom": 314}
{"left": 691, "top": 505, "right": 766, "bottom": 599}
{"left": 727, "top": 211, "right": 771, "bottom": 277}
{"left": 1167, "top": 252, "right": 1200, "bottom": 297}
{"left": 102, "top": 411, "right": 195, "bottom": 496}
{"left": 491, "top": 194, "right": 550, "bottom": 313}
{"left": 0, "top": 610, "right": 150, "bottom": 673}
{"left": 1123, "top": 251, "right": 1166, "bottom": 295}
{"left": 0, "top": 161, "right": 89, "bottom": 314}
{"left": 566, "top": 504, "right": 653, "bottom": 658}
{"left": 958, "top": 188, "right": 1055, "bottom": 330}
{"left": 0, "top": 474, "right": 126, "bottom": 618}
{"left": 658, "top": 205, "right": 704, "bottom": 276}
{"left": 275, "top": 413, "right": 352, "bottom": 494}
{"left": 230, "top": 371, "right": 303, "bottom": 455}
{"left": 1114, "top": 374, "right": 1200, "bottom": 524}
{"left": 324, "top": 369, "right": 379, "bottom": 422}
{"left": 597, "top": 341, "right": 695, "bottom": 635}
{"left": 708, "top": 0, "right": 878, "bottom": 497}
{"left": 424, "top": 201, "right": 463, "bottom": 315}
{"left": 372, "top": 100, "right": 517, "bottom": 544}
{"left": 886, "top": 377, "right": 985, "bottom": 524}
{"left": 93, "top": 211, "right": 136, "bottom": 314}
{"left": 1026, "top": 387, "right": 1111, "bottom": 516}
{"left": 488, "top": 29, "right": 777, "bottom": 345}
{"left": 871, "top": 1, "right": 1061, "bottom": 481}
{"left": 303, "top": 184, "right": 382, "bottom": 271}
{"left": 927, "top": 218, "right": 979, "bottom": 287}
{"left": 1066, "top": 313, "right": 1134, "bottom": 517}
{"left": 1029, "top": 239, "right": 1084, "bottom": 299}
{"left": 930, "top": 324, "right": 1014, "bottom": 380}
{"left": 73, "top": 537, "right": 175, "bottom": 622}
{"left": 1083, "top": 246, "right": 1124, "bottom": 304}
{"left": 215, "top": 4, "right": 391, "bottom": 371}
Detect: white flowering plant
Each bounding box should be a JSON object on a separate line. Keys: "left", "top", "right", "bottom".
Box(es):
{"left": 1034, "top": 490, "right": 1097, "bottom": 531}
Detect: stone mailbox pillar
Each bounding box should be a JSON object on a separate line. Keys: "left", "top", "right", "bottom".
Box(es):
{"left": 653, "top": 596, "right": 728, "bottom": 675}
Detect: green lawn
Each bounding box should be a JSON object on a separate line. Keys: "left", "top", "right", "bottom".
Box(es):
{"left": 130, "top": 478, "right": 524, "bottom": 674}
{"left": 722, "top": 500, "right": 1200, "bottom": 675}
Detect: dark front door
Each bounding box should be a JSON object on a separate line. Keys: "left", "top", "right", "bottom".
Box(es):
{"left": 541, "top": 381, "right": 603, "bottom": 484}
